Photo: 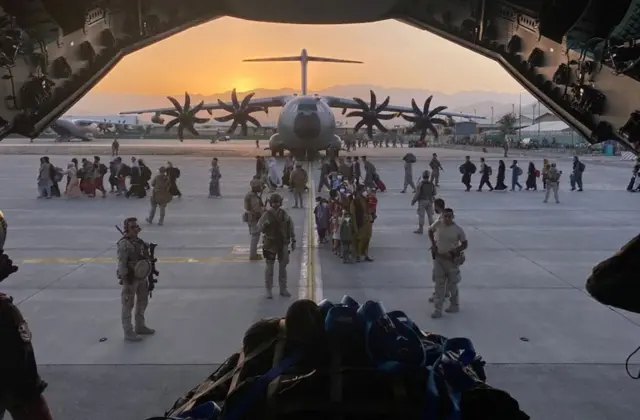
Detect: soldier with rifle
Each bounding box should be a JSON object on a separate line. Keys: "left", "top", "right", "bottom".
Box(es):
{"left": 256, "top": 193, "right": 296, "bottom": 299}
{"left": 116, "top": 217, "right": 158, "bottom": 341}
{"left": 0, "top": 211, "right": 54, "bottom": 420}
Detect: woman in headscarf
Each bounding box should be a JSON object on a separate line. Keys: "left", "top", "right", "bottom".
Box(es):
{"left": 494, "top": 160, "right": 508, "bottom": 190}
{"left": 166, "top": 161, "right": 182, "bottom": 198}
{"left": 350, "top": 185, "right": 374, "bottom": 262}
{"left": 209, "top": 158, "right": 222, "bottom": 198}
{"left": 267, "top": 157, "right": 280, "bottom": 191}
{"left": 63, "top": 163, "right": 81, "bottom": 198}
{"left": 526, "top": 161, "right": 538, "bottom": 191}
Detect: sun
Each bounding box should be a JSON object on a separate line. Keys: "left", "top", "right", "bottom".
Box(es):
{"left": 232, "top": 77, "right": 256, "bottom": 93}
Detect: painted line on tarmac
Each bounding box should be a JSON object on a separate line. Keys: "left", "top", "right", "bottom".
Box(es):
{"left": 20, "top": 257, "right": 247, "bottom": 264}
{"left": 308, "top": 175, "right": 323, "bottom": 302}
{"left": 298, "top": 162, "right": 312, "bottom": 300}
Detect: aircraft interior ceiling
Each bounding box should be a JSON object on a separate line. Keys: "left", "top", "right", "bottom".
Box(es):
{"left": 0, "top": 0, "right": 638, "bottom": 152}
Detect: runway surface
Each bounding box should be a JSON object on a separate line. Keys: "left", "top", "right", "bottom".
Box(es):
{"left": 2, "top": 152, "right": 639, "bottom": 420}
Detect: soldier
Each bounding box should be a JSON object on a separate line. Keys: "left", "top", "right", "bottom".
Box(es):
{"left": 411, "top": 170, "right": 437, "bottom": 234}
{"left": 0, "top": 251, "right": 54, "bottom": 420}
{"left": 146, "top": 167, "right": 172, "bottom": 226}
{"left": 290, "top": 163, "right": 308, "bottom": 208}
{"left": 428, "top": 208, "right": 468, "bottom": 319}
{"left": 244, "top": 178, "right": 265, "bottom": 260}
{"left": 117, "top": 217, "right": 155, "bottom": 341}
{"left": 429, "top": 153, "right": 443, "bottom": 186}
{"left": 543, "top": 163, "right": 562, "bottom": 204}
{"left": 256, "top": 193, "right": 296, "bottom": 299}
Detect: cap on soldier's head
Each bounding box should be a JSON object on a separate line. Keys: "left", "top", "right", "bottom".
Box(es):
{"left": 250, "top": 178, "right": 262, "bottom": 189}
{"left": 422, "top": 170, "right": 430, "bottom": 179}
{"left": 158, "top": 166, "right": 166, "bottom": 173}
{"left": 269, "top": 193, "right": 283, "bottom": 204}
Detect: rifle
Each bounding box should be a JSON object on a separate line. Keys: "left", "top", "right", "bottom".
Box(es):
{"left": 115, "top": 225, "right": 159, "bottom": 298}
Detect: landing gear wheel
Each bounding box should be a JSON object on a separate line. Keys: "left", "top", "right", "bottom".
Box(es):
{"left": 271, "top": 149, "right": 277, "bottom": 157}
{"left": 278, "top": 149, "right": 284, "bottom": 157}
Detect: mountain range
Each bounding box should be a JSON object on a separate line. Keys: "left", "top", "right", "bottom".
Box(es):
{"left": 69, "top": 84, "right": 548, "bottom": 124}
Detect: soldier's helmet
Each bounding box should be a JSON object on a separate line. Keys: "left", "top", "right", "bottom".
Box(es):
{"left": 250, "top": 178, "right": 263, "bottom": 190}
{"left": 422, "top": 170, "right": 430, "bottom": 179}
{"left": 269, "top": 193, "right": 283, "bottom": 205}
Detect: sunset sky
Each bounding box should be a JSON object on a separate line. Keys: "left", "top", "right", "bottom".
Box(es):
{"left": 94, "top": 17, "right": 523, "bottom": 95}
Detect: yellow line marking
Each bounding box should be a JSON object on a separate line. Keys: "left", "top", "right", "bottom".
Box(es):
{"left": 21, "top": 257, "right": 247, "bottom": 264}
{"left": 307, "top": 161, "right": 316, "bottom": 301}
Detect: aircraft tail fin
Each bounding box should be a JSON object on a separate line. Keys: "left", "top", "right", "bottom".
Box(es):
{"left": 306, "top": 56, "right": 363, "bottom": 64}
{"left": 242, "top": 56, "right": 301, "bottom": 62}
{"left": 243, "top": 51, "right": 362, "bottom": 95}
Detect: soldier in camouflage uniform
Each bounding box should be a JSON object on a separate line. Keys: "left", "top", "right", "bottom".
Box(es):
{"left": 256, "top": 193, "right": 296, "bottom": 299}
{"left": 117, "top": 217, "right": 155, "bottom": 341}
{"left": 0, "top": 251, "right": 54, "bottom": 420}
{"left": 244, "top": 178, "right": 266, "bottom": 260}
{"left": 411, "top": 170, "right": 437, "bottom": 234}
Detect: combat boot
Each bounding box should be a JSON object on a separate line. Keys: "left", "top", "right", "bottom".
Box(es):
{"left": 414, "top": 225, "right": 423, "bottom": 234}
{"left": 279, "top": 288, "right": 291, "bottom": 297}
{"left": 445, "top": 304, "right": 459, "bottom": 313}
{"left": 135, "top": 326, "right": 156, "bottom": 335}
{"left": 124, "top": 330, "right": 143, "bottom": 341}
{"left": 430, "top": 309, "right": 442, "bottom": 319}
{"left": 249, "top": 255, "right": 263, "bottom": 261}
{"left": 265, "top": 288, "right": 273, "bottom": 299}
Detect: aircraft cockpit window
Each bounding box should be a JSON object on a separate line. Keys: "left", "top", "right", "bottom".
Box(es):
{"left": 297, "top": 103, "right": 317, "bottom": 111}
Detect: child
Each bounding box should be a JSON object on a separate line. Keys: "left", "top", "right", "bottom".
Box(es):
{"left": 313, "top": 197, "right": 330, "bottom": 244}
{"left": 366, "top": 189, "right": 378, "bottom": 223}
{"left": 338, "top": 209, "right": 354, "bottom": 263}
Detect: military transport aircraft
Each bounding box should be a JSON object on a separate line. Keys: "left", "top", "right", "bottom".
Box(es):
{"left": 119, "top": 49, "right": 484, "bottom": 158}
{"left": 46, "top": 117, "right": 135, "bottom": 142}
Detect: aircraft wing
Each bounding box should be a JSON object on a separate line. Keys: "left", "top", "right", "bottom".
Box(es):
{"left": 322, "top": 96, "right": 485, "bottom": 119}
{"left": 63, "top": 117, "right": 113, "bottom": 125}
{"left": 119, "top": 95, "right": 291, "bottom": 116}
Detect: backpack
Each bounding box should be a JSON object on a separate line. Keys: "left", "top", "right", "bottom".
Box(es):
{"left": 516, "top": 167, "right": 523, "bottom": 176}
{"left": 162, "top": 296, "right": 530, "bottom": 420}
{"left": 578, "top": 161, "right": 585, "bottom": 172}
{"left": 99, "top": 163, "right": 108, "bottom": 176}
{"left": 486, "top": 166, "right": 492, "bottom": 176}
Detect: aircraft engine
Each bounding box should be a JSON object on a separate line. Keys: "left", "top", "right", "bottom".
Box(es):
{"left": 163, "top": 92, "right": 210, "bottom": 141}
{"left": 151, "top": 113, "right": 164, "bottom": 124}
{"left": 346, "top": 90, "right": 395, "bottom": 139}
{"left": 212, "top": 88, "right": 266, "bottom": 136}
{"left": 401, "top": 96, "right": 448, "bottom": 142}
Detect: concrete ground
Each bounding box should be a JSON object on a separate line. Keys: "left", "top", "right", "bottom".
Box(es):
{"left": 2, "top": 149, "right": 639, "bottom": 420}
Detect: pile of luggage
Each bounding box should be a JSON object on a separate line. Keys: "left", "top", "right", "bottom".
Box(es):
{"left": 151, "top": 297, "right": 529, "bottom": 420}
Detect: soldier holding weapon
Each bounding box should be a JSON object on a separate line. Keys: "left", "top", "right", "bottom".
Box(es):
{"left": 116, "top": 217, "right": 158, "bottom": 342}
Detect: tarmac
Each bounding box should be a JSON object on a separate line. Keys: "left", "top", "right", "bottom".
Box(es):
{"left": 2, "top": 145, "right": 639, "bottom": 420}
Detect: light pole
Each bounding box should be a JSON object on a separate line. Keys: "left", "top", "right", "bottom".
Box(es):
{"left": 491, "top": 106, "right": 494, "bottom": 124}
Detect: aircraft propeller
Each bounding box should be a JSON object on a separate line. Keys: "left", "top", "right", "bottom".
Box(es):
{"left": 346, "top": 90, "right": 395, "bottom": 139}
{"left": 162, "top": 92, "right": 210, "bottom": 141}
{"left": 212, "top": 88, "right": 266, "bottom": 136}
{"left": 96, "top": 119, "right": 111, "bottom": 134}
{"left": 401, "top": 96, "right": 448, "bottom": 142}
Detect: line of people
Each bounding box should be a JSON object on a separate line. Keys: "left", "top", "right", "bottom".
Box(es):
{"left": 457, "top": 155, "right": 585, "bottom": 203}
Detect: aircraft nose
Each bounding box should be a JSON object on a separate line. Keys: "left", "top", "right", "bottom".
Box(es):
{"left": 294, "top": 112, "right": 321, "bottom": 140}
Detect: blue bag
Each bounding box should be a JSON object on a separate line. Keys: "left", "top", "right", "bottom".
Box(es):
{"left": 424, "top": 337, "right": 481, "bottom": 420}
{"left": 358, "top": 300, "right": 426, "bottom": 371}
